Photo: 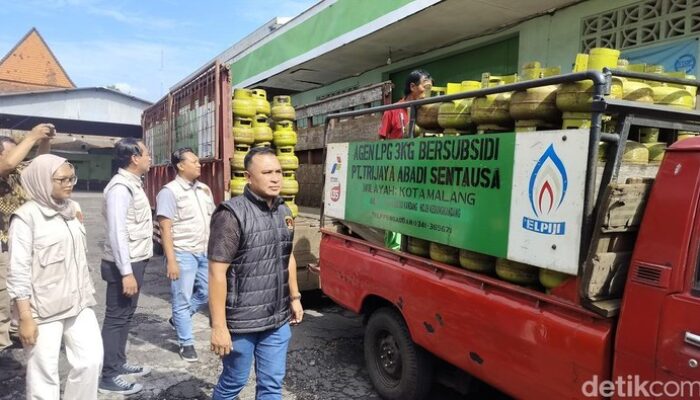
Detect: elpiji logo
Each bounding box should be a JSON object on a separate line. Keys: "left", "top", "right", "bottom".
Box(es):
{"left": 523, "top": 144, "right": 568, "bottom": 235}
{"left": 331, "top": 156, "right": 342, "bottom": 174}
{"left": 329, "top": 155, "right": 342, "bottom": 202}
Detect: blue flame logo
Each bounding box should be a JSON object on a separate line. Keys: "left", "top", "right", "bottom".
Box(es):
{"left": 331, "top": 155, "right": 342, "bottom": 174}
{"left": 528, "top": 144, "right": 568, "bottom": 217}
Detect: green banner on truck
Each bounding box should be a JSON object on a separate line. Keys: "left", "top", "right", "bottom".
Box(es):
{"left": 324, "top": 130, "right": 590, "bottom": 274}
{"left": 345, "top": 135, "right": 514, "bottom": 256}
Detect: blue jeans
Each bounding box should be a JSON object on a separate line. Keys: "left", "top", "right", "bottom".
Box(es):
{"left": 212, "top": 323, "right": 292, "bottom": 400}
{"left": 171, "top": 251, "right": 209, "bottom": 346}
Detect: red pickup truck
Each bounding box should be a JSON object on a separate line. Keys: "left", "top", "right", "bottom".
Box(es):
{"left": 319, "top": 70, "right": 700, "bottom": 399}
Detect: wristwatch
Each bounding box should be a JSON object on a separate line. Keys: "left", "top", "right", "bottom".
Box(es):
{"left": 291, "top": 294, "right": 302, "bottom": 301}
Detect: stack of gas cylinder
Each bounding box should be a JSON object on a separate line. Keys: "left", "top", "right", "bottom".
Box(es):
{"left": 557, "top": 49, "right": 698, "bottom": 164}
{"left": 229, "top": 89, "right": 299, "bottom": 217}
{"left": 271, "top": 96, "right": 299, "bottom": 218}
{"left": 415, "top": 47, "right": 698, "bottom": 146}
{"left": 405, "top": 237, "right": 572, "bottom": 293}
{"left": 230, "top": 89, "right": 253, "bottom": 200}
{"left": 406, "top": 48, "right": 697, "bottom": 292}
{"left": 231, "top": 88, "right": 264, "bottom": 199}
{"left": 404, "top": 46, "right": 700, "bottom": 292}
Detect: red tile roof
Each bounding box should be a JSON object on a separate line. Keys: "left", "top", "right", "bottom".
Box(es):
{"left": 0, "top": 80, "right": 60, "bottom": 93}
{"left": 0, "top": 28, "right": 75, "bottom": 92}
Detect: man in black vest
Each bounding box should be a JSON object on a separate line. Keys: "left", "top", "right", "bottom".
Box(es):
{"left": 209, "top": 146, "right": 303, "bottom": 400}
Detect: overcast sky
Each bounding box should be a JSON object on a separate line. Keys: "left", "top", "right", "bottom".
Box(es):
{"left": 0, "top": 0, "right": 318, "bottom": 102}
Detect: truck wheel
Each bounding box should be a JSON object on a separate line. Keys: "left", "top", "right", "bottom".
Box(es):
{"left": 364, "top": 307, "right": 433, "bottom": 400}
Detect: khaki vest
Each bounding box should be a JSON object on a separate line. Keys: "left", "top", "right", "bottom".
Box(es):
{"left": 12, "top": 200, "right": 96, "bottom": 324}
{"left": 163, "top": 176, "right": 215, "bottom": 253}
{"left": 102, "top": 168, "right": 153, "bottom": 263}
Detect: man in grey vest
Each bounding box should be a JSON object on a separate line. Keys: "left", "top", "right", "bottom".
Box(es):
{"left": 209, "top": 146, "right": 304, "bottom": 400}
{"left": 156, "top": 147, "right": 215, "bottom": 362}
{"left": 98, "top": 138, "right": 153, "bottom": 395}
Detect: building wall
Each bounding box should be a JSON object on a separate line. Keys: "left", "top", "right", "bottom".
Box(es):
{"left": 388, "top": 36, "right": 519, "bottom": 101}
{"left": 518, "top": 0, "right": 641, "bottom": 72}
{"left": 52, "top": 152, "right": 113, "bottom": 191}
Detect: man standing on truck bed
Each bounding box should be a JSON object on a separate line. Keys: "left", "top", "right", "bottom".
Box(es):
{"left": 98, "top": 138, "right": 153, "bottom": 396}
{"left": 208, "top": 146, "right": 304, "bottom": 400}
{"left": 378, "top": 69, "right": 433, "bottom": 250}
{"left": 378, "top": 69, "right": 433, "bottom": 140}
{"left": 156, "top": 147, "right": 215, "bottom": 362}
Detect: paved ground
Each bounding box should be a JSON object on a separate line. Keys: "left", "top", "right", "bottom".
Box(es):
{"left": 0, "top": 192, "right": 509, "bottom": 400}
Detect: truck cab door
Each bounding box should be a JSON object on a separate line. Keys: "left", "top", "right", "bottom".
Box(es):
{"left": 655, "top": 207, "right": 700, "bottom": 393}
{"left": 656, "top": 289, "right": 700, "bottom": 383}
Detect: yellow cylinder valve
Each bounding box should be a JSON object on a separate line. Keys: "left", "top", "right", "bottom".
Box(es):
{"left": 273, "top": 120, "right": 298, "bottom": 147}
{"left": 459, "top": 249, "right": 496, "bottom": 273}
{"left": 271, "top": 95, "right": 296, "bottom": 121}
{"left": 539, "top": 268, "right": 573, "bottom": 290}
{"left": 251, "top": 88, "right": 271, "bottom": 116}
{"left": 282, "top": 195, "right": 298, "bottom": 218}
{"left": 229, "top": 171, "right": 247, "bottom": 196}
{"left": 232, "top": 88, "right": 256, "bottom": 118}
{"left": 231, "top": 144, "right": 250, "bottom": 171}
{"left": 276, "top": 146, "right": 299, "bottom": 171}
{"left": 622, "top": 140, "right": 649, "bottom": 165}
{"left": 495, "top": 259, "right": 539, "bottom": 285}
{"left": 281, "top": 171, "right": 299, "bottom": 196}
{"left": 252, "top": 114, "right": 273, "bottom": 143}
{"left": 678, "top": 131, "right": 699, "bottom": 141}
{"left": 429, "top": 242, "right": 459, "bottom": 266}
{"left": 407, "top": 236, "right": 430, "bottom": 257}
{"left": 232, "top": 117, "right": 255, "bottom": 145}
{"left": 643, "top": 142, "right": 666, "bottom": 164}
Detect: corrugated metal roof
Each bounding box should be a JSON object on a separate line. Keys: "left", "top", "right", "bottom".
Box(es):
{"left": 0, "top": 86, "right": 152, "bottom": 105}
{"left": 0, "top": 87, "right": 151, "bottom": 138}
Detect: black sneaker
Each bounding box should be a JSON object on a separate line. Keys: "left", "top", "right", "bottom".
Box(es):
{"left": 168, "top": 317, "right": 176, "bottom": 330}
{"left": 118, "top": 363, "right": 152, "bottom": 377}
{"left": 179, "top": 345, "right": 198, "bottom": 362}
{"left": 98, "top": 376, "right": 143, "bottom": 395}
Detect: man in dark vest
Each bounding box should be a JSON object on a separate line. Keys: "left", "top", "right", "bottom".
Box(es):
{"left": 209, "top": 146, "right": 303, "bottom": 399}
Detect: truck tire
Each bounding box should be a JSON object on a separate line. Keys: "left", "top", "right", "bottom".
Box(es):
{"left": 365, "top": 307, "right": 433, "bottom": 400}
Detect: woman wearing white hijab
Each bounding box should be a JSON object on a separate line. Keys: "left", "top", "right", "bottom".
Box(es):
{"left": 7, "top": 154, "right": 102, "bottom": 400}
